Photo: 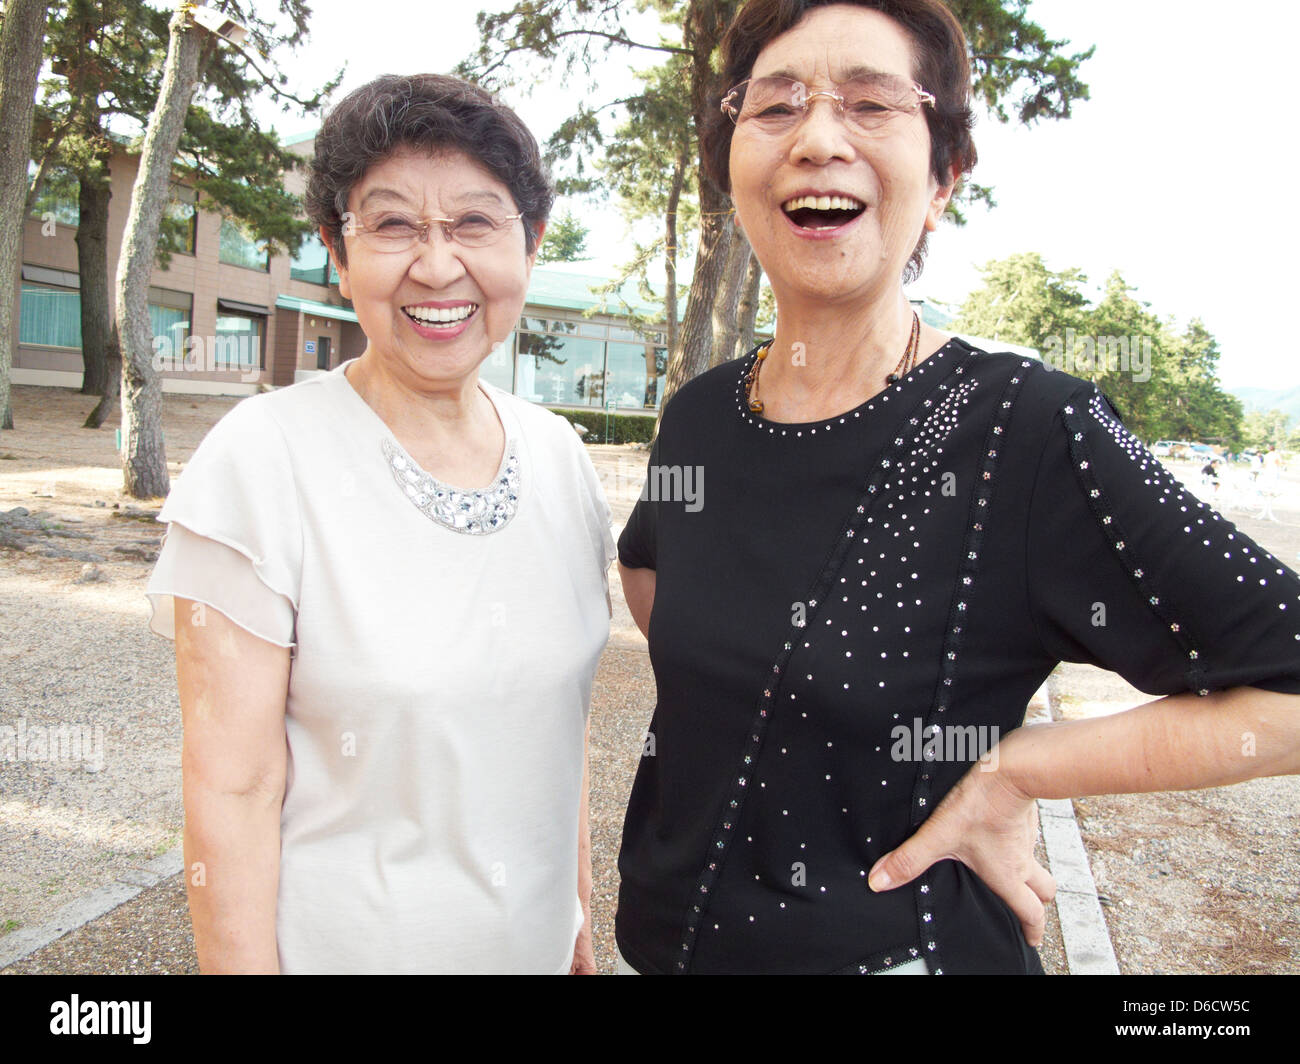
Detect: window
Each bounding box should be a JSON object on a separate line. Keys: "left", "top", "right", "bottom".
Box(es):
{"left": 27, "top": 163, "right": 79, "bottom": 228}
{"left": 480, "top": 331, "right": 515, "bottom": 392}
{"left": 607, "top": 341, "right": 666, "bottom": 410}
{"left": 515, "top": 331, "right": 605, "bottom": 406}
{"left": 19, "top": 281, "right": 81, "bottom": 348}
{"left": 162, "top": 185, "right": 197, "bottom": 255}
{"left": 219, "top": 217, "right": 269, "bottom": 271}
{"left": 290, "top": 232, "right": 331, "bottom": 284}
{"left": 214, "top": 312, "right": 264, "bottom": 372}
{"left": 149, "top": 288, "right": 192, "bottom": 366}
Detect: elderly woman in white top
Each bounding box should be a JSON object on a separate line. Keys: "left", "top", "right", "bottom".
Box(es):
{"left": 146, "top": 74, "right": 615, "bottom": 974}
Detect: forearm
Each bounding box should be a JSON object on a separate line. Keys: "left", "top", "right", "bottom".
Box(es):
{"left": 578, "top": 720, "right": 593, "bottom": 915}
{"left": 183, "top": 784, "right": 283, "bottom": 974}
{"left": 998, "top": 686, "right": 1300, "bottom": 800}
{"left": 174, "top": 597, "right": 290, "bottom": 974}
{"left": 618, "top": 562, "right": 655, "bottom": 639}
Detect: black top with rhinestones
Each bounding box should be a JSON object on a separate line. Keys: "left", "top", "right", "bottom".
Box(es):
{"left": 614, "top": 337, "right": 1300, "bottom": 974}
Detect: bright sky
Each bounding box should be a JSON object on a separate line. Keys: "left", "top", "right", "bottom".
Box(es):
{"left": 213, "top": 0, "right": 1298, "bottom": 390}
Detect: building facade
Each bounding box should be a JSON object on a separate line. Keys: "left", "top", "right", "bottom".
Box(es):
{"left": 9, "top": 135, "right": 672, "bottom": 412}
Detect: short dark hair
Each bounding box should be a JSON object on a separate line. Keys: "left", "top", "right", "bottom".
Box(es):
{"left": 704, "top": 0, "right": 978, "bottom": 281}
{"left": 305, "top": 74, "right": 554, "bottom": 263}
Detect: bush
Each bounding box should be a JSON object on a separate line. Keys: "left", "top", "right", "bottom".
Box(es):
{"left": 550, "top": 407, "right": 656, "bottom": 445}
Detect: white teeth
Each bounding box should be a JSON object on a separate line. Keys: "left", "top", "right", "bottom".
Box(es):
{"left": 782, "top": 194, "right": 865, "bottom": 213}
{"left": 405, "top": 303, "right": 476, "bottom": 324}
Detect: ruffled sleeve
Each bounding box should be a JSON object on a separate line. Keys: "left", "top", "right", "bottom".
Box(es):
{"left": 570, "top": 426, "right": 618, "bottom": 610}
{"left": 1028, "top": 383, "right": 1300, "bottom": 695}
{"left": 145, "top": 396, "right": 303, "bottom": 648}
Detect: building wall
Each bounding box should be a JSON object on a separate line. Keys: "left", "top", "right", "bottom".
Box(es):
{"left": 12, "top": 141, "right": 351, "bottom": 393}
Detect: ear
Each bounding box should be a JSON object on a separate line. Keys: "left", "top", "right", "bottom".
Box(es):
{"left": 323, "top": 224, "right": 350, "bottom": 300}
{"left": 924, "top": 167, "right": 958, "bottom": 233}
{"left": 527, "top": 219, "right": 548, "bottom": 269}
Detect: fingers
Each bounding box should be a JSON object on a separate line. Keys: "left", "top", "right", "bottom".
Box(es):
{"left": 869, "top": 824, "right": 945, "bottom": 892}
{"left": 1026, "top": 862, "right": 1057, "bottom": 906}
{"left": 1003, "top": 879, "right": 1048, "bottom": 948}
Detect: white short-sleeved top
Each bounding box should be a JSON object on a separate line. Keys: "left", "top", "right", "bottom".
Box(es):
{"left": 147, "top": 360, "right": 616, "bottom": 974}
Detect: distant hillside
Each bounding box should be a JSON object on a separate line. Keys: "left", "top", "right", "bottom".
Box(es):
{"left": 1230, "top": 386, "right": 1300, "bottom": 424}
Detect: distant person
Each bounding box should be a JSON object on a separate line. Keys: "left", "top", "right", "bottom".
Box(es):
{"left": 146, "top": 75, "right": 615, "bottom": 973}
{"left": 1200, "top": 459, "right": 1220, "bottom": 494}
{"left": 1257, "top": 447, "right": 1282, "bottom": 521}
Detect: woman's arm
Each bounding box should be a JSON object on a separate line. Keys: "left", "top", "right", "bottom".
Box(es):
{"left": 868, "top": 687, "right": 1300, "bottom": 944}
{"left": 571, "top": 720, "right": 595, "bottom": 974}
{"left": 174, "top": 597, "right": 290, "bottom": 974}
{"left": 619, "top": 562, "right": 656, "bottom": 639}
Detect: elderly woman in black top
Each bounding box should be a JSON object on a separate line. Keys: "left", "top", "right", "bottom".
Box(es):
{"left": 615, "top": 0, "right": 1300, "bottom": 974}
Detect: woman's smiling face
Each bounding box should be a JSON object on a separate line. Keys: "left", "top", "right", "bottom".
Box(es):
{"left": 728, "top": 4, "right": 953, "bottom": 306}
{"left": 333, "top": 146, "right": 538, "bottom": 389}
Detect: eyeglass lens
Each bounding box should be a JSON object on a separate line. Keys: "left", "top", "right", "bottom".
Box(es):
{"left": 734, "top": 76, "right": 922, "bottom": 133}
{"left": 352, "top": 210, "right": 518, "bottom": 251}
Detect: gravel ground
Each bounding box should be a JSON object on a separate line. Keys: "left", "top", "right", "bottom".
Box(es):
{"left": 3, "top": 383, "right": 1293, "bottom": 974}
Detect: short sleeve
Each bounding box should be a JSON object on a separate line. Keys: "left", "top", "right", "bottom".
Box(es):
{"left": 147, "top": 523, "right": 296, "bottom": 647}
{"left": 144, "top": 396, "right": 303, "bottom": 648}
{"left": 571, "top": 427, "right": 618, "bottom": 607}
{"left": 1028, "top": 385, "right": 1300, "bottom": 696}
{"left": 617, "top": 437, "right": 660, "bottom": 571}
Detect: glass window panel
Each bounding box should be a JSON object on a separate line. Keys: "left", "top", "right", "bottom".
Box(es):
{"left": 551, "top": 319, "right": 578, "bottom": 334}
{"left": 290, "top": 232, "right": 331, "bottom": 284}
{"left": 519, "top": 316, "right": 548, "bottom": 333}
{"left": 479, "top": 331, "right": 514, "bottom": 392}
{"left": 28, "top": 164, "right": 80, "bottom": 227}
{"left": 149, "top": 302, "right": 190, "bottom": 366}
{"left": 606, "top": 342, "right": 669, "bottom": 410}
{"left": 607, "top": 324, "right": 643, "bottom": 341}
{"left": 214, "top": 313, "right": 263, "bottom": 372}
{"left": 219, "top": 218, "right": 269, "bottom": 271}
{"left": 514, "top": 333, "right": 605, "bottom": 406}
{"left": 18, "top": 282, "right": 81, "bottom": 348}
{"left": 162, "top": 186, "right": 197, "bottom": 254}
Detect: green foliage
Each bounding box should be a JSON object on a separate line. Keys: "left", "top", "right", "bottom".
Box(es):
{"left": 951, "top": 254, "right": 1244, "bottom": 447}
{"left": 536, "top": 209, "right": 591, "bottom": 263}
{"left": 1243, "top": 409, "right": 1291, "bottom": 452}
{"left": 32, "top": 0, "right": 341, "bottom": 262}
{"left": 551, "top": 407, "right": 657, "bottom": 444}
{"left": 950, "top": 0, "right": 1094, "bottom": 124}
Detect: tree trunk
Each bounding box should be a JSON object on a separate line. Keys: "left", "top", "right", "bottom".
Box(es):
{"left": 83, "top": 321, "right": 121, "bottom": 429}
{"left": 664, "top": 148, "right": 687, "bottom": 357}
{"left": 657, "top": 182, "right": 731, "bottom": 429}
{"left": 76, "top": 162, "right": 114, "bottom": 397}
{"left": 0, "top": 0, "right": 51, "bottom": 430}
{"left": 656, "top": 0, "right": 740, "bottom": 432}
{"left": 710, "top": 218, "right": 751, "bottom": 368}
{"left": 117, "top": 5, "right": 201, "bottom": 497}
{"left": 737, "top": 253, "right": 763, "bottom": 356}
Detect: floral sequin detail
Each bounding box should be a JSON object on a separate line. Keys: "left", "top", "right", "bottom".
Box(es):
{"left": 382, "top": 438, "right": 521, "bottom": 534}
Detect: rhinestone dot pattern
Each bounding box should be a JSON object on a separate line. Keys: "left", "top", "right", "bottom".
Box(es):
{"left": 1060, "top": 391, "right": 1300, "bottom": 688}
{"left": 673, "top": 345, "right": 980, "bottom": 973}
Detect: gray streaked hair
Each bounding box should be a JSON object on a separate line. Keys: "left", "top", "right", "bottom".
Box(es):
{"left": 305, "top": 73, "right": 554, "bottom": 263}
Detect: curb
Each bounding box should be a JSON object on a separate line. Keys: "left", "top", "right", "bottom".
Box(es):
{"left": 0, "top": 846, "right": 185, "bottom": 971}
{"left": 1031, "top": 680, "right": 1120, "bottom": 975}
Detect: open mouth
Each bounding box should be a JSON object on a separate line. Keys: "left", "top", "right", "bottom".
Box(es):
{"left": 782, "top": 194, "right": 866, "bottom": 230}
{"left": 403, "top": 303, "right": 478, "bottom": 326}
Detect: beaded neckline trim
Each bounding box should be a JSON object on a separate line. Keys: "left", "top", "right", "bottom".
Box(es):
{"left": 734, "top": 338, "right": 965, "bottom": 436}
{"left": 381, "top": 437, "right": 521, "bottom": 535}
